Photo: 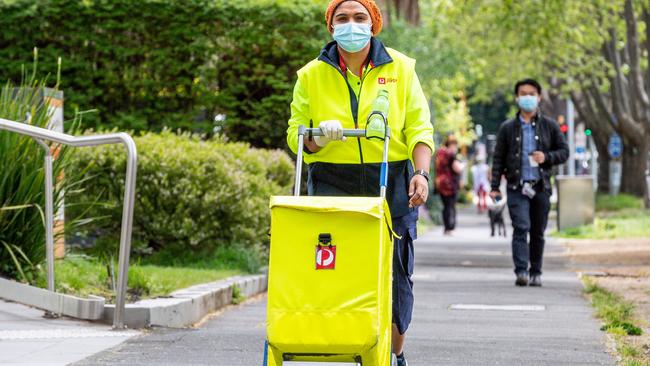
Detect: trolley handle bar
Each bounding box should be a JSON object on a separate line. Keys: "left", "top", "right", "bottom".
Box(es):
{"left": 293, "top": 125, "right": 391, "bottom": 198}
{"left": 300, "top": 127, "right": 367, "bottom": 138}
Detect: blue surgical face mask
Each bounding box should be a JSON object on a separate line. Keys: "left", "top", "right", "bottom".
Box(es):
{"left": 517, "top": 95, "right": 539, "bottom": 112}
{"left": 332, "top": 22, "right": 372, "bottom": 53}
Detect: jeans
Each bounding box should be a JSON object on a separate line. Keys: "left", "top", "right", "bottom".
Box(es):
{"left": 506, "top": 186, "right": 551, "bottom": 276}
{"left": 441, "top": 193, "right": 457, "bottom": 231}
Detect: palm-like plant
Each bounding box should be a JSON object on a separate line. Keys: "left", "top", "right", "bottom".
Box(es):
{"left": 0, "top": 70, "right": 84, "bottom": 282}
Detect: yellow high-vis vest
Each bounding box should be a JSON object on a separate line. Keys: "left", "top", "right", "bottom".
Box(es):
{"left": 287, "top": 38, "right": 434, "bottom": 166}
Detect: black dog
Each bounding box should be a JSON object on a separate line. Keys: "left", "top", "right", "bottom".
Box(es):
{"left": 488, "top": 203, "right": 507, "bottom": 237}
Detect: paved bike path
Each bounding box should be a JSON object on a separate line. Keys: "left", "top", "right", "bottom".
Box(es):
{"left": 76, "top": 208, "right": 613, "bottom": 365}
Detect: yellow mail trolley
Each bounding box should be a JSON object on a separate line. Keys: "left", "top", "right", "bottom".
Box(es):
{"left": 264, "top": 124, "right": 396, "bottom": 366}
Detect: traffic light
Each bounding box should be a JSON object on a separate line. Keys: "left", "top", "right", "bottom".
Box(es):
{"left": 585, "top": 128, "right": 592, "bottom": 136}
{"left": 560, "top": 124, "right": 569, "bottom": 133}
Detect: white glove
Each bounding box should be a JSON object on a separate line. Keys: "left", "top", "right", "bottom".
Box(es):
{"left": 314, "top": 120, "right": 346, "bottom": 147}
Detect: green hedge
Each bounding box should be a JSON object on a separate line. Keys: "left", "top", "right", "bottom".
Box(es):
{"left": 67, "top": 131, "right": 294, "bottom": 259}
{"left": 0, "top": 0, "right": 327, "bottom": 148}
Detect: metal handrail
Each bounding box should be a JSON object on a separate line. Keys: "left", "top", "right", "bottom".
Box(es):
{"left": 0, "top": 117, "right": 137, "bottom": 329}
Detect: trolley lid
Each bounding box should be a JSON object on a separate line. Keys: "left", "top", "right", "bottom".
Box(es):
{"left": 269, "top": 196, "right": 389, "bottom": 220}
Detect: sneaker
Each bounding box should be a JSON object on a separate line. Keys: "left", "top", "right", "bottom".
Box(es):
{"left": 515, "top": 273, "right": 529, "bottom": 286}
{"left": 530, "top": 275, "right": 542, "bottom": 287}
{"left": 396, "top": 352, "right": 409, "bottom": 366}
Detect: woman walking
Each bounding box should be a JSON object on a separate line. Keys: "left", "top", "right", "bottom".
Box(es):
{"left": 435, "top": 135, "right": 463, "bottom": 235}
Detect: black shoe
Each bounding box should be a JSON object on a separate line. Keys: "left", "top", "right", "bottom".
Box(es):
{"left": 515, "top": 273, "right": 529, "bottom": 286}
{"left": 395, "top": 352, "right": 409, "bottom": 366}
{"left": 530, "top": 275, "right": 542, "bottom": 287}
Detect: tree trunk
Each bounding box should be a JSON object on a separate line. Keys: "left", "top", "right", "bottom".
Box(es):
{"left": 568, "top": 88, "right": 613, "bottom": 193}
{"left": 375, "top": 0, "right": 391, "bottom": 27}
{"left": 582, "top": 107, "right": 612, "bottom": 194}
{"left": 593, "top": 136, "right": 610, "bottom": 193}
{"left": 391, "top": 0, "right": 420, "bottom": 25}
{"left": 620, "top": 136, "right": 649, "bottom": 199}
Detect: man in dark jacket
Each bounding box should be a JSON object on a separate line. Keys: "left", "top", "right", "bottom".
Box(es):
{"left": 490, "top": 79, "right": 569, "bottom": 287}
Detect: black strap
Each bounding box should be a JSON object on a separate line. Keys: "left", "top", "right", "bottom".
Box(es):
{"left": 308, "top": 119, "right": 313, "bottom": 141}
{"left": 357, "top": 138, "right": 368, "bottom": 195}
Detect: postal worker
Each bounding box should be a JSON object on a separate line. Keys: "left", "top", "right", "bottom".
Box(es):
{"left": 287, "top": 1, "right": 434, "bottom": 363}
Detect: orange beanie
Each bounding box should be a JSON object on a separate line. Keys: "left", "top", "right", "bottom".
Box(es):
{"left": 325, "top": 0, "right": 383, "bottom": 36}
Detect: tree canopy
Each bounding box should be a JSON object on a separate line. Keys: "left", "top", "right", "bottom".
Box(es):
{"left": 495, "top": 1, "right": 647, "bottom": 202}
{"left": 389, "top": 0, "right": 649, "bottom": 203}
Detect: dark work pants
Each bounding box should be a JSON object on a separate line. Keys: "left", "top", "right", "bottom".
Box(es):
{"left": 440, "top": 193, "right": 457, "bottom": 231}
{"left": 392, "top": 210, "right": 418, "bottom": 335}
{"left": 506, "top": 187, "right": 551, "bottom": 276}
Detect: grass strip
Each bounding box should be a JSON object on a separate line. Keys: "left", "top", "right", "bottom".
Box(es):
{"left": 583, "top": 278, "right": 648, "bottom": 365}
{"left": 596, "top": 194, "right": 645, "bottom": 212}
{"left": 555, "top": 209, "right": 650, "bottom": 239}
{"left": 37, "top": 254, "right": 242, "bottom": 303}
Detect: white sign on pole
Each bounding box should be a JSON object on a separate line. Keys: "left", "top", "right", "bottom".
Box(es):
{"left": 44, "top": 89, "right": 65, "bottom": 258}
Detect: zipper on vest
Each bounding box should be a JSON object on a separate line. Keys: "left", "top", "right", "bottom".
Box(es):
{"left": 337, "top": 65, "right": 379, "bottom": 195}
{"left": 357, "top": 66, "right": 376, "bottom": 116}
{"left": 355, "top": 67, "right": 379, "bottom": 194}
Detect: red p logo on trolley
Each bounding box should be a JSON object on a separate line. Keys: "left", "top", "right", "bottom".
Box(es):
{"left": 315, "top": 245, "right": 336, "bottom": 270}
{"left": 316, "top": 233, "right": 336, "bottom": 270}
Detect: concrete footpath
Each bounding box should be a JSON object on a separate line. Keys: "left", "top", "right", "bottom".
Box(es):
{"left": 0, "top": 300, "right": 138, "bottom": 366}
{"left": 75, "top": 207, "right": 614, "bottom": 365}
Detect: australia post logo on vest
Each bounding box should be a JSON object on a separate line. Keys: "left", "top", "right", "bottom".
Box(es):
{"left": 378, "top": 77, "right": 398, "bottom": 85}
{"left": 315, "top": 245, "right": 336, "bottom": 270}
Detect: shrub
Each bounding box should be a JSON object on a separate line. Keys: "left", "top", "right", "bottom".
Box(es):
{"left": 67, "top": 130, "right": 294, "bottom": 261}
{"left": 144, "top": 243, "right": 265, "bottom": 274}
{"left": 0, "top": 0, "right": 327, "bottom": 149}
{"left": 210, "top": 0, "right": 327, "bottom": 148}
